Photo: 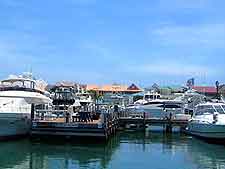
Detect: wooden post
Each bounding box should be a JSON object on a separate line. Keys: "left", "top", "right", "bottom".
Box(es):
{"left": 166, "top": 112, "right": 172, "bottom": 133}
{"left": 165, "top": 125, "right": 172, "bottom": 133}
{"left": 142, "top": 112, "right": 146, "bottom": 131}
{"left": 31, "top": 104, "right": 35, "bottom": 121}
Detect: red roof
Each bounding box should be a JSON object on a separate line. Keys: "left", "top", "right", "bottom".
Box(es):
{"left": 127, "top": 83, "right": 141, "bottom": 91}
{"left": 192, "top": 86, "right": 217, "bottom": 94}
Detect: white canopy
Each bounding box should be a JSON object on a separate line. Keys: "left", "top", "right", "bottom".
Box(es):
{"left": 0, "top": 91, "right": 52, "bottom": 104}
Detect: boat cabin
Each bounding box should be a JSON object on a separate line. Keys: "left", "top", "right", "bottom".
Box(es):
{"left": 0, "top": 78, "right": 42, "bottom": 93}
{"left": 144, "top": 91, "right": 161, "bottom": 101}
{"left": 143, "top": 100, "right": 184, "bottom": 109}
{"left": 75, "top": 93, "right": 93, "bottom": 106}
{"left": 52, "top": 88, "right": 75, "bottom": 106}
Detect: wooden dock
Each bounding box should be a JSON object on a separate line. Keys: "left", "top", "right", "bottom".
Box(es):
{"left": 30, "top": 108, "right": 190, "bottom": 141}
{"left": 118, "top": 111, "right": 189, "bottom": 132}
{"left": 31, "top": 109, "right": 119, "bottom": 140}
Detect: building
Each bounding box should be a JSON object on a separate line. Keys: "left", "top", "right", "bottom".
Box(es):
{"left": 86, "top": 83, "right": 142, "bottom": 95}
{"left": 192, "top": 86, "right": 217, "bottom": 97}
{"left": 47, "top": 81, "right": 87, "bottom": 93}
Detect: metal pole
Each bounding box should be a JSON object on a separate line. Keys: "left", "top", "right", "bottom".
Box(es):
{"left": 31, "top": 103, "right": 35, "bottom": 121}
{"left": 216, "top": 81, "right": 219, "bottom": 100}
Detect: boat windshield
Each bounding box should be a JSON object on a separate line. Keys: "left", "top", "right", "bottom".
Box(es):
{"left": 144, "top": 94, "right": 160, "bottom": 100}
{"left": 214, "top": 105, "right": 225, "bottom": 114}
{"left": 196, "top": 105, "right": 214, "bottom": 115}
{"left": 1, "top": 79, "right": 36, "bottom": 89}
{"left": 145, "top": 95, "right": 154, "bottom": 100}
{"left": 157, "top": 104, "right": 182, "bottom": 109}
{"left": 143, "top": 101, "right": 162, "bottom": 105}
{"left": 222, "top": 105, "right": 225, "bottom": 111}
{"left": 196, "top": 104, "right": 225, "bottom": 115}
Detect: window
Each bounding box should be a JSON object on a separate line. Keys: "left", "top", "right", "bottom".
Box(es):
{"left": 196, "top": 105, "right": 214, "bottom": 115}
{"left": 222, "top": 105, "right": 225, "bottom": 111}
{"left": 214, "top": 105, "right": 225, "bottom": 114}
{"left": 143, "top": 101, "right": 162, "bottom": 105}
{"left": 157, "top": 104, "right": 181, "bottom": 109}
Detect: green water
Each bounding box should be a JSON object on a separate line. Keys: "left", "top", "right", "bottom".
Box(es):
{"left": 0, "top": 132, "right": 225, "bottom": 169}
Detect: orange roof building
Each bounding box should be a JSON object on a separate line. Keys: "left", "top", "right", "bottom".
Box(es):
{"left": 86, "top": 83, "right": 142, "bottom": 94}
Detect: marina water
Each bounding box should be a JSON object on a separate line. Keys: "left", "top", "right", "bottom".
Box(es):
{"left": 0, "top": 132, "right": 225, "bottom": 169}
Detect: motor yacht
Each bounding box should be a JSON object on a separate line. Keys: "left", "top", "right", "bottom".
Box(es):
{"left": 134, "top": 90, "right": 161, "bottom": 105}
{"left": 174, "top": 89, "right": 206, "bottom": 114}
{"left": 0, "top": 73, "right": 52, "bottom": 138}
{"left": 185, "top": 102, "right": 225, "bottom": 143}
{"left": 128, "top": 91, "right": 190, "bottom": 120}
{"left": 75, "top": 92, "right": 93, "bottom": 106}
{"left": 138, "top": 99, "right": 189, "bottom": 119}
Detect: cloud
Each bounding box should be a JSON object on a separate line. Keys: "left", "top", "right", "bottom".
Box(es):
{"left": 149, "top": 23, "right": 225, "bottom": 48}
{"left": 125, "top": 61, "right": 220, "bottom": 77}
{"left": 81, "top": 42, "right": 123, "bottom": 63}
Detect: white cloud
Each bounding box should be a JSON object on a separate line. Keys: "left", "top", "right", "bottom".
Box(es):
{"left": 126, "top": 61, "right": 220, "bottom": 77}
{"left": 149, "top": 23, "right": 225, "bottom": 48}
{"left": 81, "top": 42, "right": 122, "bottom": 62}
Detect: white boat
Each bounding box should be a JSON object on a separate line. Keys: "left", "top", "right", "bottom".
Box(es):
{"left": 75, "top": 92, "right": 93, "bottom": 105}
{"left": 138, "top": 99, "right": 190, "bottom": 119}
{"left": 0, "top": 73, "right": 52, "bottom": 139}
{"left": 185, "top": 102, "right": 225, "bottom": 143}
{"left": 174, "top": 89, "right": 206, "bottom": 114}
{"left": 128, "top": 91, "right": 190, "bottom": 120}
{"left": 134, "top": 90, "right": 161, "bottom": 105}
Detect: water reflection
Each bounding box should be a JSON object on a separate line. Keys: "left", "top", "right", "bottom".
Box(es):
{"left": 0, "top": 140, "right": 31, "bottom": 169}
{"left": 0, "top": 132, "right": 224, "bottom": 169}
{"left": 188, "top": 139, "right": 225, "bottom": 169}
{"left": 29, "top": 137, "right": 119, "bottom": 169}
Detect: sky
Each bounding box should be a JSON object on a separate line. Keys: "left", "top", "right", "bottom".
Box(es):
{"left": 0, "top": 0, "right": 224, "bottom": 87}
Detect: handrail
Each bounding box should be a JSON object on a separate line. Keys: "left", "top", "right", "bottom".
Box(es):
{"left": 35, "top": 109, "right": 68, "bottom": 113}
{"left": 190, "top": 119, "right": 212, "bottom": 124}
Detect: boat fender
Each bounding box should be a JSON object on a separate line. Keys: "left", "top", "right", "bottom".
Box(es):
{"left": 213, "top": 112, "right": 219, "bottom": 123}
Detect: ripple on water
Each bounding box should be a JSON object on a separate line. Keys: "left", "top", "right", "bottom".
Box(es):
{"left": 0, "top": 132, "right": 224, "bottom": 169}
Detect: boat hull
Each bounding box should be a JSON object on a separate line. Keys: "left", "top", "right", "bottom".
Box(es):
{"left": 185, "top": 123, "right": 225, "bottom": 144}
{"left": 0, "top": 113, "right": 31, "bottom": 139}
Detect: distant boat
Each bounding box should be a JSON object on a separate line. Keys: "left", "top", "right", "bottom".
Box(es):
{"left": 134, "top": 90, "right": 161, "bottom": 105}
{"left": 75, "top": 92, "right": 93, "bottom": 106}
{"left": 174, "top": 89, "right": 206, "bottom": 114}
{"left": 185, "top": 102, "right": 225, "bottom": 144}
{"left": 128, "top": 90, "right": 191, "bottom": 120}
{"left": 0, "top": 73, "right": 52, "bottom": 139}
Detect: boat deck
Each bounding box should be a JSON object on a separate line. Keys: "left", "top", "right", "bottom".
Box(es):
{"left": 35, "top": 117, "right": 101, "bottom": 124}
{"left": 31, "top": 111, "right": 119, "bottom": 140}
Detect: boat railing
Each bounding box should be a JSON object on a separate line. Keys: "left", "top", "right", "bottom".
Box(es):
{"left": 190, "top": 119, "right": 212, "bottom": 124}
{"left": 0, "top": 86, "right": 44, "bottom": 95}
{"left": 33, "top": 106, "right": 120, "bottom": 131}
{"left": 120, "top": 108, "right": 189, "bottom": 120}
{"left": 0, "top": 105, "right": 31, "bottom": 113}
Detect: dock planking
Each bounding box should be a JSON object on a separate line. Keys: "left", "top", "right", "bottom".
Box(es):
{"left": 31, "top": 110, "right": 119, "bottom": 140}
{"left": 31, "top": 108, "right": 189, "bottom": 141}
{"left": 118, "top": 111, "right": 189, "bottom": 132}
